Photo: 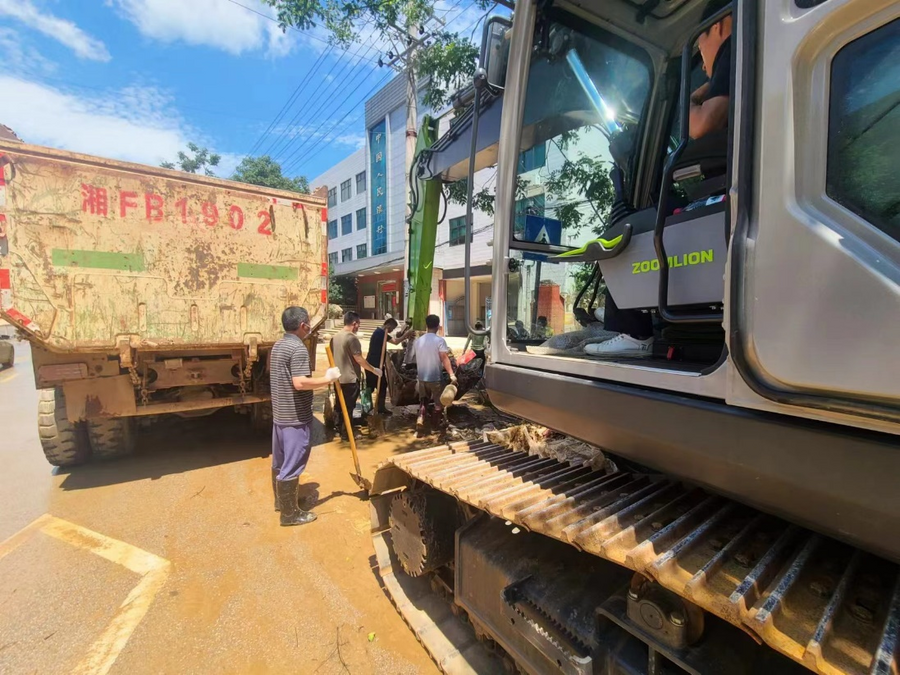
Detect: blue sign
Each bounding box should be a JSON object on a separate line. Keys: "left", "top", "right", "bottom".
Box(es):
{"left": 523, "top": 215, "right": 562, "bottom": 262}
{"left": 369, "top": 120, "right": 388, "bottom": 256}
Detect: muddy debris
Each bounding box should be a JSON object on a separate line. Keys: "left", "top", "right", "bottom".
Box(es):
{"left": 484, "top": 424, "right": 611, "bottom": 471}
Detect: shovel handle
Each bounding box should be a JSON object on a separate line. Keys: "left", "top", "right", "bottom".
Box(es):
{"left": 325, "top": 344, "right": 363, "bottom": 477}
{"left": 374, "top": 332, "right": 388, "bottom": 409}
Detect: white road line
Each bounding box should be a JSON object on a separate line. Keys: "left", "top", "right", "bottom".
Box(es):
{"left": 0, "top": 514, "right": 171, "bottom": 675}
{"left": 0, "top": 513, "right": 53, "bottom": 560}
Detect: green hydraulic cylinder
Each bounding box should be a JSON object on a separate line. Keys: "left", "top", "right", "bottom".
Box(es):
{"left": 406, "top": 116, "right": 441, "bottom": 332}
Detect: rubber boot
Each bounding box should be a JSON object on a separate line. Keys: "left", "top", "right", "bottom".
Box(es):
{"left": 276, "top": 478, "right": 317, "bottom": 526}
{"left": 272, "top": 468, "right": 280, "bottom": 511}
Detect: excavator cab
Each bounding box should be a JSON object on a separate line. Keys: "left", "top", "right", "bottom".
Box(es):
{"left": 425, "top": 0, "right": 900, "bottom": 556}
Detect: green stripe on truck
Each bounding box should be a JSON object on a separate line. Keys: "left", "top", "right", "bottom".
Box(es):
{"left": 237, "top": 263, "right": 298, "bottom": 280}
{"left": 51, "top": 249, "right": 145, "bottom": 271}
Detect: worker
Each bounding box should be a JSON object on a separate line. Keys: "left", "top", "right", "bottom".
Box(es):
{"left": 689, "top": 0, "right": 732, "bottom": 140}
{"left": 330, "top": 311, "right": 381, "bottom": 440}
{"left": 365, "top": 317, "right": 413, "bottom": 415}
{"left": 270, "top": 306, "right": 341, "bottom": 527}
{"left": 415, "top": 314, "right": 456, "bottom": 432}
{"left": 463, "top": 321, "right": 488, "bottom": 364}
{"left": 587, "top": 0, "right": 732, "bottom": 357}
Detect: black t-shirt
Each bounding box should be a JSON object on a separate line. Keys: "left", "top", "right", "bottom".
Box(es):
{"left": 367, "top": 327, "right": 386, "bottom": 366}
{"left": 706, "top": 36, "right": 731, "bottom": 101}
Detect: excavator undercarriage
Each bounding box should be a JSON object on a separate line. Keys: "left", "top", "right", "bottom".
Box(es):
{"left": 370, "top": 441, "right": 900, "bottom": 675}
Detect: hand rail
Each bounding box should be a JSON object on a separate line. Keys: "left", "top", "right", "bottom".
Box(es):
{"left": 464, "top": 15, "right": 512, "bottom": 339}
{"left": 652, "top": 4, "right": 731, "bottom": 324}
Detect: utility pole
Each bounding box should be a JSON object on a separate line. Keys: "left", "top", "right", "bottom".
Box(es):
{"left": 402, "top": 22, "right": 419, "bottom": 322}
{"left": 379, "top": 13, "right": 443, "bottom": 323}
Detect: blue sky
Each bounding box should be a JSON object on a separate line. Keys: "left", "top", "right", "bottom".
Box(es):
{"left": 0, "top": 0, "right": 488, "bottom": 181}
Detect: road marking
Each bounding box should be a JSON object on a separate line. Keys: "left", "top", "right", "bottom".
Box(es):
{"left": 0, "top": 369, "right": 18, "bottom": 384}
{"left": 0, "top": 515, "right": 171, "bottom": 675}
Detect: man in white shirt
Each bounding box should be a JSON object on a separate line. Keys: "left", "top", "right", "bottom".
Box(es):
{"left": 414, "top": 314, "right": 456, "bottom": 432}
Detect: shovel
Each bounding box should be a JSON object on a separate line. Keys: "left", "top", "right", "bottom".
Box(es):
{"left": 325, "top": 344, "right": 372, "bottom": 493}
{"left": 368, "top": 334, "right": 389, "bottom": 437}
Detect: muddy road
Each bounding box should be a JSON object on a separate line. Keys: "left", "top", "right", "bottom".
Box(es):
{"left": 0, "top": 341, "right": 448, "bottom": 675}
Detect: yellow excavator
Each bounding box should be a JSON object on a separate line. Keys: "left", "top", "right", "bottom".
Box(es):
{"left": 372, "top": 0, "right": 900, "bottom": 673}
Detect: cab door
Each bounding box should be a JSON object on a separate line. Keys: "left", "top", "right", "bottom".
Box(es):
{"left": 728, "top": 0, "right": 900, "bottom": 428}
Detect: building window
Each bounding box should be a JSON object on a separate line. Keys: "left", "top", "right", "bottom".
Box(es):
{"left": 328, "top": 252, "right": 338, "bottom": 267}
{"left": 449, "top": 216, "right": 472, "bottom": 247}
{"left": 356, "top": 207, "right": 366, "bottom": 230}
{"left": 356, "top": 171, "right": 366, "bottom": 194}
{"left": 341, "top": 247, "right": 353, "bottom": 263}
{"left": 341, "top": 214, "right": 352, "bottom": 236}
{"left": 827, "top": 19, "right": 900, "bottom": 244}
{"left": 357, "top": 243, "right": 367, "bottom": 259}
{"left": 327, "top": 220, "right": 338, "bottom": 240}
{"left": 340, "top": 179, "right": 352, "bottom": 202}
{"left": 514, "top": 193, "right": 546, "bottom": 238}
{"left": 518, "top": 143, "right": 546, "bottom": 174}
{"left": 327, "top": 188, "right": 336, "bottom": 207}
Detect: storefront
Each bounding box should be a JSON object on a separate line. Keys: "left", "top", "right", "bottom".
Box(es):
{"left": 355, "top": 269, "right": 404, "bottom": 320}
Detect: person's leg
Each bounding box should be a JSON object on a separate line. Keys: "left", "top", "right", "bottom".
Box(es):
{"left": 271, "top": 424, "right": 285, "bottom": 511}
{"left": 276, "top": 423, "right": 316, "bottom": 526}
{"left": 603, "top": 289, "right": 652, "bottom": 338}
{"left": 585, "top": 290, "right": 654, "bottom": 356}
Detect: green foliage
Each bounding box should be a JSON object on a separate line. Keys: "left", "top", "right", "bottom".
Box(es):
{"left": 231, "top": 155, "right": 310, "bottom": 193}
{"left": 544, "top": 153, "right": 615, "bottom": 235}
{"left": 328, "top": 266, "right": 357, "bottom": 307}
{"left": 160, "top": 142, "right": 221, "bottom": 176}
{"left": 416, "top": 32, "right": 480, "bottom": 109}
{"left": 264, "top": 0, "right": 492, "bottom": 108}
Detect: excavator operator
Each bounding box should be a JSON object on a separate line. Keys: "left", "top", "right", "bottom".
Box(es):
{"left": 585, "top": 0, "right": 732, "bottom": 357}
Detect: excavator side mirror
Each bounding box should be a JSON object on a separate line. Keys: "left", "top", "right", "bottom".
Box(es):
{"left": 480, "top": 16, "right": 512, "bottom": 92}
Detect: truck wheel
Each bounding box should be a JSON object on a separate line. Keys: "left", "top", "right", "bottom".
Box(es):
{"left": 87, "top": 417, "right": 136, "bottom": 460}
{"left": 38, "top": 388, "right": 91, "bottom": 467}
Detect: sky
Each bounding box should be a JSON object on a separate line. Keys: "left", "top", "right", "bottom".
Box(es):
{"left": 0, "top": 0, "right": 492, "bottom": 181}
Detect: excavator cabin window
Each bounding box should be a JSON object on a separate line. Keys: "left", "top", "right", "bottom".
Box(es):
{"left": 503, "top": 6, "right": 732, "bottom": 372}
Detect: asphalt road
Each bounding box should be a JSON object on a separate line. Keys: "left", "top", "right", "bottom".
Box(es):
{"left": 0, "top": 341, "right": 439, "bottom": 675}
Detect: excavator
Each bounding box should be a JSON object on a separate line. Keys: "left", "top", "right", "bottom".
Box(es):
{"left": 372, "top": 0, "right": 900, "bottom": 673}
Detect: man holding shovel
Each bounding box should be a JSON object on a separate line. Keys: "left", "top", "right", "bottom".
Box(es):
{"left": 330, "top": 311, "right": 382, "bottom": 440}
{"left": 365, "top": 317, "right": 412, "bottom": 416}
{"left": 270, "top": 306, "right": 341, "bottom": 527}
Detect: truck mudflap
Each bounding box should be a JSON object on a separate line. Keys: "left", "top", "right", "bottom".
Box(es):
{"left": 370, "top": 441, "right": 900, "bottom": 675}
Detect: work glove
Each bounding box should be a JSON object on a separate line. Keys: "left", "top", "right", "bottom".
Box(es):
{"left": 372, "top": 367, "right": 383, "bottom": 379}
{"left": 450, "top": 375, "right": 458, "bottom": 385}
{"left": 324, "top": 367, "right": 341, "bottom": 382}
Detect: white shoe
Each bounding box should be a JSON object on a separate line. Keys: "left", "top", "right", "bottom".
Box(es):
{"left": 584, "top": 333, "right": 654, "bottom": 356}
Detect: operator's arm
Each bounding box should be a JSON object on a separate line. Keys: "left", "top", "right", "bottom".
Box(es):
{"left": 387, "top": 326, "right": 415, "bottom": 345}
{"left": 689, "top": 92, "right": 729, "bottom": 139}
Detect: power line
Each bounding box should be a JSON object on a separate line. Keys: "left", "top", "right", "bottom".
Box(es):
{"left": 264, "top": 29, "right": 382, "bottom": 160}
{"left": 282, "top": 70, "right": 394, "bottom": 174}
{"left": 246, "top": 45, "right": 334, "bottom": 156}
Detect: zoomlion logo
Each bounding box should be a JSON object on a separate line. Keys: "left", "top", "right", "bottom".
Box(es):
{"left": 632, "top": 249, "right": 714, "bottom": 274}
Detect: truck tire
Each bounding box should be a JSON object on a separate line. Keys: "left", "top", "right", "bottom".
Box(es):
{"left": 87, "top": 417, "right": 136, "bottom": 460}
{"left": 38, "top": 388, "right": 91, "bottom": 467}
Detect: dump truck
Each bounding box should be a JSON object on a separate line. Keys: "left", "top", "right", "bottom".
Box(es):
{"left": 369, "top": 0, "right": 900, "bottom": 674}
{"left": 0, "top": 141, "right": 328, "bottom": 466}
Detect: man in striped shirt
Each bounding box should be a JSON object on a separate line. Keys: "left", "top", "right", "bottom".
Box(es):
{"left": 270, "top": 306, "right": 340, "bottom": 526}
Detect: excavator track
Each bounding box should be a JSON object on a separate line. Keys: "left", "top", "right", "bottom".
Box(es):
{"left": 370, "top": 441, "right": 900, "bottom": 675}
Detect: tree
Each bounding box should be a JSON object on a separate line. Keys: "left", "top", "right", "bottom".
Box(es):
{"left": 231, "top": 155, "right": 310, "bottom": 193}
{"left": 263, "top": 0, "right": 492, "bottom": 109}
{"left": 161, "top": 142, "right": 221, "bottom": 176}
{"left": 328, "top": 267, "right": 357, "bottom": 307}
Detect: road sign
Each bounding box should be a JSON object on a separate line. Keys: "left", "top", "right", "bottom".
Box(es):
{"left": 523, "top": 215, "right": 562, "bottom": 262}
{"left": 524, "top": 215, "right": 562, "bottom": 246}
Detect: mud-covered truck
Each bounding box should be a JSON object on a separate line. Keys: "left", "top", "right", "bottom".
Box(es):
{"left": 0, "top": 141, "right": 328, "bottom": 466}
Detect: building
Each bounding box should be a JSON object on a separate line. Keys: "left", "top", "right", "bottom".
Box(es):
{"left": 312, "top": 75, "right": 495, "bottom": 335}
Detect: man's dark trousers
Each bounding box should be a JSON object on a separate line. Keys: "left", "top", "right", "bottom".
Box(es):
{"left": 335, "top": 382, "right": 360, "bottom": 429}
{"left": 272, "top": 423, "right": 312, "bottom": 480}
